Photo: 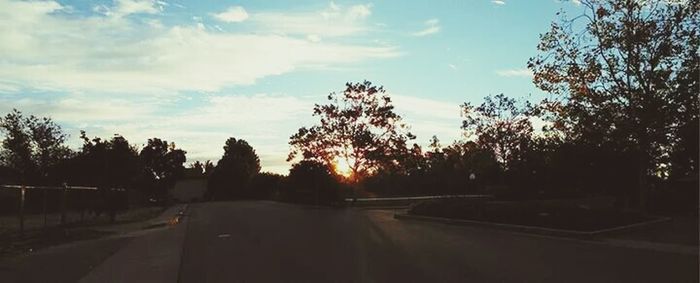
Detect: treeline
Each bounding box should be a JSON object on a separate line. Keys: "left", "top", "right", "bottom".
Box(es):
{"left": 286, "top": 0, "right": 699, "bottom": 213}
{"left": 200, "top": 138, "right": 347, "bottom": 205}
{"left": 0, "top": 109, "right": 187, "bottom": 207}
{"left": 1, "top": 0, "right": 696, "bottom": 214}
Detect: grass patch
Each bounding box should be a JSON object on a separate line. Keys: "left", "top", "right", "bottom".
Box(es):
{"left": 409, "top": 198, "right": 653, "bottom": 232}
{"left": 0, "top": 228, "right": 112, "bottom": 258}
{"left": 0, "top": 206, "right": 166, "bottom": 257}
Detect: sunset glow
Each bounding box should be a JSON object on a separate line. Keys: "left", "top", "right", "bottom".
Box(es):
{"left": 333, "top": 157, "right": 353, "bottom": 178}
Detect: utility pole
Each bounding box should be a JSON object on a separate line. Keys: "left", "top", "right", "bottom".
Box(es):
{"left": 19, "top": 185, "right": 25, "bottom": 238}
{"left": 60, "top": 183, "right": 68, "bottom": 226}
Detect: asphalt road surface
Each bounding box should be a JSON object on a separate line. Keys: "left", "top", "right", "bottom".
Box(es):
{"left": 2, "top": 201, "right": 697, "bottom": 282}
{"left": 178, "top": 201, "right": 697, "bottom": 282}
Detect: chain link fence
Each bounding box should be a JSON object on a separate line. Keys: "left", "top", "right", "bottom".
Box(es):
{"left": 0, "top": 184, "right": 127, "bottom": 237}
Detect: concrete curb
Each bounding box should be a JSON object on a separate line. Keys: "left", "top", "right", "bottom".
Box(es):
{"left": 394, "top": 213, "right": 697, "bottom": 256}
{"left": 393, "top": 213, "right": 672, "bottom": 239}
{"left": 142, "top": 204, "right": 188, "bottom": 229}
{"left": 353, "top": 206, "right": 410, "bottom": 210}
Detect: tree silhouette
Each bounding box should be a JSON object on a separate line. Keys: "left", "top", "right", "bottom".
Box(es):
{"left": 139, "top": 138, "right": 187, "bottom": 201}
{"left": 287, "top": 160, "right": 341, "bottom": 204}
{"left": 207, "top": 137, "right": 260, "bottom": 200}
{"left": 461, "top": 94, "right": 533, "bottom": 170}
{"left": 0, "top": 110, "right": 35, "bottom": 181}
{"left": 288, "top": 81, "right": 415, "bottom": 181}
{"left": 528, "top": 0, "right": 699, "bottom": 209}
{"left": 249, "top": 172, "right": 285, "bottom": 200}
{"left": 65, "top": 132, "right": 140, "bottom": 219}
{"left": 204, "top": 160, "right": 215, "bottom": 175}
{"left": 0, "top": 109, "right": 71, "bottom": 183}
{"left": 69, "top": 132, "right": 141, "bottom": 187}
{"left": 190, "top": 161, "right": 204, "bottom": 175}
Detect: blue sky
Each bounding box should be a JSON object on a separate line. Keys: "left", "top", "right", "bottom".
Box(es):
{"left": 0, "top": 0, "right": 583, "bottom": 174}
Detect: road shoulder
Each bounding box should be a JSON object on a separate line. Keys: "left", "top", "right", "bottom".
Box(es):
{"left": 395, "top": 212, "right": 698, "bottom": 256}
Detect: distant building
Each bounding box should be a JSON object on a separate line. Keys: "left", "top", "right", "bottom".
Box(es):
{"left": 171, "top": 168, "right": 207, "bottom": 203}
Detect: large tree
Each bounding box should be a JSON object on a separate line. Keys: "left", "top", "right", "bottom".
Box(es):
{"left": 139, "top": 138, "right": 187, "bottom": 200}
{"left": 70, "top": 132, "right": 140, "bottom": 188}
{"left": 528, "top": 0, "right": 699, "bottom": 208}
{"left": 207, "top": 137, "right": 260, "bottom": 200}
{"left": 0, "top": 109, "right": 71, "bottom": 183}
{"left": 461, "top": 94, "right": 534, "bottom": 170}
{"left": 288, "top": 81, "right": 416, "bottom": 180}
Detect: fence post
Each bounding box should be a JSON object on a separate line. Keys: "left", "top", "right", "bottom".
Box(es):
{"left": 43, "top": 187, "right": 48, "bottom": 229}
{"left": 19, "top": 185, "right": 26, "bottom": 238}
{"left": 60, "top": 183, "right": 67, "bottom": 226}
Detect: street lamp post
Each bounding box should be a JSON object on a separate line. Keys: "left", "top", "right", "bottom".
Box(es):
{"left": 468, "top": 172, "right": 476, "bottom": 194}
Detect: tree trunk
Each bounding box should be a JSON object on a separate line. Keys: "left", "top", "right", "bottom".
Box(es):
{"left": 638, "top": 166, "right": 648, "bottom": 212}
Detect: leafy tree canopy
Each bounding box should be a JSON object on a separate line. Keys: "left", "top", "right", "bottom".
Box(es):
{"left": 528, "top": 0, "right": 699, "bottom": 178}
{"left": 288, "top": 81, "right": 416, "bottom": 180}
{"left": 139, "top": 138, "right": 187, "bottom": 199}
{"left": 462, "top": 94, "right": 534, "bottom": 170}
{"left": 0, "top": 109, "right": 71, "bottom": 183}
{"left": 207, "top": 137, "right": 260, "bottom": 200}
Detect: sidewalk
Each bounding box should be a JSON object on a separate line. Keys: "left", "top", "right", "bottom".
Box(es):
{"left": 79, "top": 204, "right": 189, "bottom": 283}
{"left": 0, "top": 204, "right": 189, "bottom": 283}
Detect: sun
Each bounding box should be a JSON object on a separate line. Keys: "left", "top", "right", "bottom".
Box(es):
{"left": 333, "top": 157, "right": 353, "bottom": 178}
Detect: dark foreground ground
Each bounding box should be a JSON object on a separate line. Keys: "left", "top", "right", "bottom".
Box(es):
{"left": 1, "top": 201, "right": 697, "bottom": 282}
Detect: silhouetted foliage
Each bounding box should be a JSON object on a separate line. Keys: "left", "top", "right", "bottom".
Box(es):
{"left": 0, "top": 109, "right": 71, "bottom": 184}
{"left": 286, "top": 160, "right": 342, "bottom": 204}
{"left": 62, "top": 132, "right": 141, "bottom": 189}
{"left": 203, "top": 160, "right": 215, "bottom": 175}
{"left": 462, "top": 94, "right": 533, "bottom": 170}
{"left": 139, "top": 138, "right": 187, "bottom": 202}
{"left": 528, "top": 0, "right": 699, "bottom": 208}
{"left": 207, "top": 137, "right": 261, "bottom": 200}
{"left": 190, "top": 161, "right": 204, "bottom": 175}
{"left": 249, "top": 172, "right": 285, "bottom": 200}
{"left": 364, "top": 139, "right": 501, "bottom": 196}
{"left": 49, "top": 132, "right": 141, "bottom": 219}
{"left": 288, "top": 81, "right": 416, "bottom": 181}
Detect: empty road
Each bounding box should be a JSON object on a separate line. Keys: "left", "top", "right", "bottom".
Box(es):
{"left": 3, "top": 201, "right": 698, "bottom": 282}
{"left": 178, "top": 201, "right": 697, "bottom": 282}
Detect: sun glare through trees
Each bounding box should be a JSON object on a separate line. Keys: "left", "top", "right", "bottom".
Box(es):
{"left": 333, "top": 156, "right": 353, "bottom": 179}
{"left": 0, "top": 0, "right": 698, "bottom": 282}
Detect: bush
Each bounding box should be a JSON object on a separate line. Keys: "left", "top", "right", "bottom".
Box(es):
{"left": 286, "top": 160, "right": 342, "bottom": 204}
{"left": 248, "top": 172, "right": 285, "bottom": 200}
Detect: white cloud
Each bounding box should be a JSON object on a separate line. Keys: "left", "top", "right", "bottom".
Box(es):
{"left": 1, "top": 90, "right": 465, "bottom": 174}
{"left": 347, "top": 4, "right": 372, "bottom": 20}
{"left": 250, "top": 2, "right": 373, "bottom": 38}
{"left": 448, "top": 64, "right": 457, "bottom": 70}
{"left": 572, "top": 0, "right": 582, "bottom": 5}
{"left": 306, "top": 34, "right": 322, "bottom": 42}
{"left": 391, "top": 94, "right": 463, "bottom": 145}
{"left": 0, "top": 91, "right": 315, "bottom": 174}
{"left": 412, "top": 18, "right": 440, "bottom": 37}
{"left": 212, "top": 6, "right": 249, "bottom": 23}
{"left": 0, "top": 0, "right": 399, "bottom": 95}
{"left": 492, "top": 0, "right": 506, "bottom": 5}
{"left": 115, "top": 0, "right": 160, "bottom": 15}
{"left": 94, "top": 0, "right": 162, "bottom": 18}
{"left": 495, "top": 68, "right": 533, "bottom": 77}
{"left": 0, "top": 81, "right": 20, "bottom": 93}
{"left": 0, "top": 0, "right": 409, "bottom": 174}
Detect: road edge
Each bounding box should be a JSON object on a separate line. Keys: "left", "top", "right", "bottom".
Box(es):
{"left": 394, "top": 212, "right": 697, "bottom": 255}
